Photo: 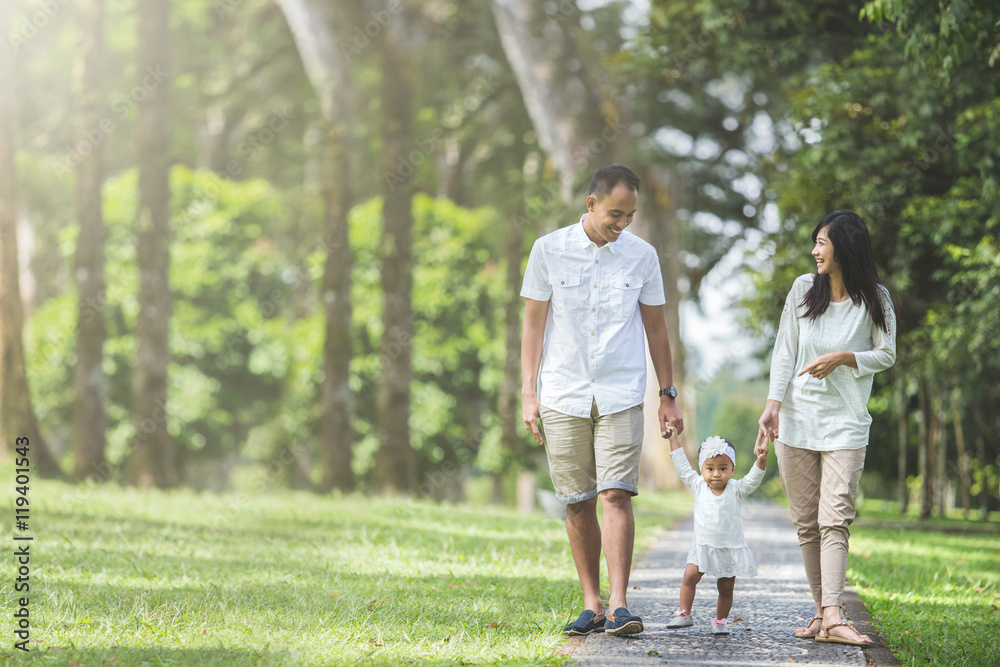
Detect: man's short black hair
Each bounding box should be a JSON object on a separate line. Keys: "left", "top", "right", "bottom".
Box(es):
{"left": 588, "top": 165, "right": 640, "bottom": 199}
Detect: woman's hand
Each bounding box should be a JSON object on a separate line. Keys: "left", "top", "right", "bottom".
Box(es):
{"left": 798, "top": 351, "right": 854, "bottom": 380}
{"left": 758, "top": 399, "right": 781, "bottom": 444}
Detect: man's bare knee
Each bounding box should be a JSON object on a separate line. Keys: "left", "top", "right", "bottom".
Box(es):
{"left": 598, "top": 488, "right": 632, "bottom": 508}
{"left": 566, "top": 497, "right": 598, "bottom": 517}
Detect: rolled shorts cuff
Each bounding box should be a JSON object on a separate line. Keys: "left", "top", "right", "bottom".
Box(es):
{"left": 556, "top": 481, "right": 638, "bottom": 505}
{"left": 556, "top": 489, "right": 599, "bottom": 505}
{"left": 596, "top": 480, "right": 638, "bottom": 496}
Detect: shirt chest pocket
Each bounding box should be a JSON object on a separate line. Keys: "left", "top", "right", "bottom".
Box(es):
{"left": 611, "top": 275, "right": 641, "bottom": 319}
{"left": 551, "top": 272, "right": 584, "bottom": 312}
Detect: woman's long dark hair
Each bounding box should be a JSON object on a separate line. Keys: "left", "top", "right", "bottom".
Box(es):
{"left": 801, "top": 210, "right": 890, "bottom": 333}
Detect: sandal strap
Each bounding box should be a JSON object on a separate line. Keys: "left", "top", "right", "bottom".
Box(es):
{"left": 821, "top": 622, "right": 855, "bottom": 632}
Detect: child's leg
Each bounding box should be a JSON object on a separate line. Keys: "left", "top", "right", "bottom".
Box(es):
{"left": 715, "top": 576, "right": 735, "bottom": 619}
{"left": 679, "top": 563, "right": 703, "bottom": 612}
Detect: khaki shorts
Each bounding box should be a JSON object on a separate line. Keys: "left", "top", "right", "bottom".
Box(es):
{"left": 539, "top": 399, "right": 644, "bottom": 504}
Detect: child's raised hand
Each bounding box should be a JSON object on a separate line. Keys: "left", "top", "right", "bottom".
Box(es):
{"left": 753, "top": 431, "right": 769, "bottom": 468}
{"left": 662, "top": 424, "right": 683, "bottom": 451}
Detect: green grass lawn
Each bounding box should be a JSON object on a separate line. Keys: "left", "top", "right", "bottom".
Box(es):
{"left": 0, "top": 475, "right": 690, "bottom": 666}
{"left": 849, "top": 519, "right": 1000, "bottom": 667}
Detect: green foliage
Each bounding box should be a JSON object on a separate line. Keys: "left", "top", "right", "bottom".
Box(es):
{"left": 26, "top": 167, "right": 300, "bottom": 473}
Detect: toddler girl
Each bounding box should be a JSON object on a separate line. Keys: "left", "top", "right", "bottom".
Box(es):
{"left": 664, "top": 430, "right": 768, "bottom": 634}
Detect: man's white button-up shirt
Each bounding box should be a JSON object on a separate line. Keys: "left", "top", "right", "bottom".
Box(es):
{"left": 520, "top": 217, "right": 666, "bottom": 418}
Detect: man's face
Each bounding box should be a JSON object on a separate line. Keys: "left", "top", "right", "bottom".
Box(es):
{"left": 583, "top": 182, "right": 638, "bottom": 246}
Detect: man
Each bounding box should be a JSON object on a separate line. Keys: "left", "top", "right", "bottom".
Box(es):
{"left": 520, "top": 164, "right": 684, "bottom": 637}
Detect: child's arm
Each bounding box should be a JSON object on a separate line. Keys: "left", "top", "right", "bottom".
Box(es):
{"left": 664, "top": 427, "right": 700, "bottom": 492}
{"left": 753, "top": 431, "right": 768, "bottom": 471}
{"left": 736, "top": 432, "right": 769, "bottom": 500}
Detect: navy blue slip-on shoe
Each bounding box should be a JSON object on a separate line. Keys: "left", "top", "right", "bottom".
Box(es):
{"left": 605, "top": 607, "right": 644, "bottom": 635}
{"left": 563, "top": 609, "right": 606, "bottom": 636}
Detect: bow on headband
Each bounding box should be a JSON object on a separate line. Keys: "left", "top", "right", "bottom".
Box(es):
{"left": 699, "top": 435, "right": 736, "bottom": 469}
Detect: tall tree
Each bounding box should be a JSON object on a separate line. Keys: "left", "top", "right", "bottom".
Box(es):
{"left": 72, "top": 0, "right": 109, "bottom": 482}
{"left": 273, "top": 0, "right": 359, "bottom": 492}
{"left": 0, "top": 4, "right": 61, "bottom": 477}
{"left": 373, "top": 9, "right": 418, "bottom": 493}
{"left": 127, "top": 0, "right": 174, "bottom": 488}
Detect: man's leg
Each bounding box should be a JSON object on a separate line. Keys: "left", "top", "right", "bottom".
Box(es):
{"left": 565, "top": 497, "right": 603, "bottom": 614}
{"left": 599, "top": 488, "right": 634, "bottom": 611}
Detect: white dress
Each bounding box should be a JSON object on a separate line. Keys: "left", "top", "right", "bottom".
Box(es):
{"left": 670, "top": 449, "right": 765, "bottom": 578}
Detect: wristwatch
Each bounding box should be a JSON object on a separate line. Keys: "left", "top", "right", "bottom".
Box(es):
{"left": 658, "top": 386, "right": 678, "bottom": 399}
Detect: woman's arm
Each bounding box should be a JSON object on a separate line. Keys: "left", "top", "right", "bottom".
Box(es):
{"left": 854, "top": 287, "right": 897, "bottom": 377}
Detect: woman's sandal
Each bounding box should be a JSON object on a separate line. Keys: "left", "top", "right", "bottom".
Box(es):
{"left": 815, "top": 622, "right": 873, "bottom": 646}
{"left": 794, "top": 616, "right": 823, "bottom": 639}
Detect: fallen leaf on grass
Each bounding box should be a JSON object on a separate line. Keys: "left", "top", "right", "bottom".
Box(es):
{"left": 330, "top": 592, "right": 341, "bottom": 597}
{"left": 485, "top": 622, "right": 500, "bottom": 629}
{"left": 733, "top": 618, "right": 743, "bottom": 622}
{"left": 647, "top": 650, "right": 659, "bottom": 656}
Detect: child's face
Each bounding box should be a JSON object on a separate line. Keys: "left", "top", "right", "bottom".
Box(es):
{"left": 701, "top": 455, "right": 734, "bottom": 491}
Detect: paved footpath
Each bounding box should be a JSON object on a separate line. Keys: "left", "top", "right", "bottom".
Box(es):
{"left": 567, "top": 503, "right": 891, "bottom": 666}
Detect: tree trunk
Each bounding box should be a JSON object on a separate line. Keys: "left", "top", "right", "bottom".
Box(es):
{"left": 933, "top": 387, "right": 947, "bottom": 517}
{"left": 951, "top": 389, "right": 970, "bottom": 518}
{"left": 373, "top": 22, "right": 417, "bottom": 494}
{"left": 499, "top": 210, "right": 524, "bottom": 458}
{"left": 127, "top": 0, "right": 174, "bottom": 488}
{"left": 490, "top": 0, "right": 607, "bottom": 201}
{"left": 0, "top": 6, "right": 61, "bottom": 476}
{"left": 72, "top": 0, "right": 109, "bottom": 482}
{"left": 896, "top": 373, "right": 908, "bottom": 514}
{"left": 275, "top": 0, "right": 359, "bottom": 492}
{"left": 974, "top": 435, "right": 987, "bottom": 519}
{"left": 319, "top": 124, "right": 354, "bottom": 492}
{"left": 918, "top": 375, "right": 931, "bottom": 520}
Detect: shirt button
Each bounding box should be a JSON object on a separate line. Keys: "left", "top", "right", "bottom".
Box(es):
{"left": 591, "top": 307, "right": 596, "bottom": 312}
{"left": 591, "top": 331, "right": 595, "bottom": 335}
{"left": 593, "top": 283, "right": 598, "bottom": 288}
{"left": 591, "top": 354, "right": 595, "bottom": 359}
{"left": 591, "top": 379, "right": 595, "bottom": 383}
{"left": 595, "top": 260, "right": 599, "bottom": 264}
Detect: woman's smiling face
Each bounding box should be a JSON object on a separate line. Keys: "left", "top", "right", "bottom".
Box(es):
{"left": 812, "top": 226, "right": 840, "bottom": 276}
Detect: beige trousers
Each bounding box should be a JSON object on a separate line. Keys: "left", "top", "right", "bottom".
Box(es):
{"left": 775, "top": 441, "right": 866, "bottom": 609}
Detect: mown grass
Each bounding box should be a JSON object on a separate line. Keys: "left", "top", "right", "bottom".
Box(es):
{"left": 0, "top": 475, "right": 690, "bottom": 666}
{"left": 848, "top": 522, "right": 1000, "bottom": 667}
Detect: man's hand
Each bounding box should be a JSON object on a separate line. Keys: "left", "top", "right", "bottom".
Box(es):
{"left": 659, "top": 399, "right": 683, "bottom": 438}
{"left": 522, "top": 393, "right": 544, "bottom": 445}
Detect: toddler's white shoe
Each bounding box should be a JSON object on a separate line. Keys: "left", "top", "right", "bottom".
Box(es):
{"left": 710, "top": 617, "right": 730, "bottom": 635}
{"left": 665, "top": 610, "right": 694, "bottom": 628}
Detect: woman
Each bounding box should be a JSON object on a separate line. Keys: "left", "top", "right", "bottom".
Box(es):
{"left": 757, "top": 210, "right": 895, "bottom": 646}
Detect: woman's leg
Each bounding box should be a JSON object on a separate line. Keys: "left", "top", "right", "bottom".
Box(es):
{"left": 715, "top": 576, "right": 735, "bottom": 619}
{"left": 775, "top": 441, "right": 824, "bottom": 634}
{"left": 679, "top": 563, "right": 703, "bottom": 613}
{"left": 818, "top": 447, "right": 871, "bottom": 644}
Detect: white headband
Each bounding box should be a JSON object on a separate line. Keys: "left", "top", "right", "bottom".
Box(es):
{"left": 699, "top": 435, "right": 736, "bottom": 469}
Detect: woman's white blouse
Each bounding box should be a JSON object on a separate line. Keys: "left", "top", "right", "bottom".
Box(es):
{"left": 767, "top": 274, "right": 897, "bottom": 451}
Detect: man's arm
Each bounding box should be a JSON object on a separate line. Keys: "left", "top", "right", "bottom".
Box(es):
{"left": 639, "top": 301, "right": 683, "bottom": 437}
{"left": 521, "top": 298, "right": 549, "bottom": 444}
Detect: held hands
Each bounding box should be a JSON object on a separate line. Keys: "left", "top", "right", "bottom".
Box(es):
{"left": 757, "top": 399, "right": 780, "bottom": 444}
{"left": 662, "top": 423, "right": 683, "bottom": 451}
{"left": 659, "top": 400, "right": 684, "bottom": 440}
{"left": 753, "top": 431, "right": 769, "bottom": 470}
